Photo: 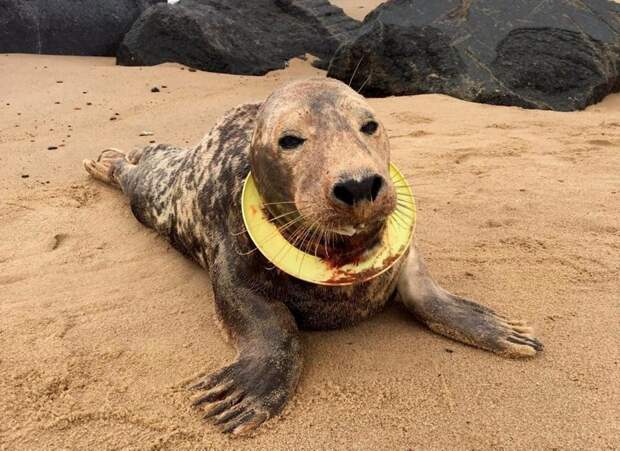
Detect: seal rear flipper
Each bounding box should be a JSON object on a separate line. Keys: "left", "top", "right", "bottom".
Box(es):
{"left": 397, "top": 245, "right": 543, "bottom": 358}
{"left": 83, "top": 148, "right": 128, "bottom": 188}
{"left": 189, "top": 247, "right": 302, "bottom": 435}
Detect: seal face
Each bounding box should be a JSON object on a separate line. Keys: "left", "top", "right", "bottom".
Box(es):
{"left": 83, "top": 77, "right": 543, "bottom": 436}
{"left": 241, "top": 163, "right": 416, "bottom": 285}
{"left": 250, "top": 78, "right": 398, "bottom": 265}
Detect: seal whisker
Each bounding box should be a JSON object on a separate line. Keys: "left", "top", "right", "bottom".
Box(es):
{"left": 393, "top": 177, "right": 434, "bottom": 188}
{"left": 289, "top": 215, "right": 317, "bottom": 255}
{"left": 394, "top": 207, "right": 414, "bottom": 221}
{"left": 348, "top": 55, "right": 365, "bottom": 87}
{"left": 389, "top": 215, "right": 405, "bottom": 230}
{"left": 396, "top": 202, "right": 416, "bottom": 212}
{"left": 268, "top": 212, "right": 317, "bottom": 265}
{"left": 391, "top": 181, "right": 417, "bottom": 188}
{"left": 267, "top": 214, "right": 307, "bottom": 240}
{"left": 230, "top": 204, "right": 313, "bottom": 237}
{"left": 269, "top": 221, "right": 312, "bottom": 270}
{"left": 287, "top": 219, "right": 312, "bottom": 252}
{"left": 357, "top": 72, "right": 372, "bottom": 93}
{"left": 315, "top": 227, "right": 327, "bottom": 257}
{"left": 236, "top": 247, "right": 260, "bottom": 256}
{"left": 394, "top": 183, "right": 426, "bottom": 194}
{"left": 297, "top": 225, "right": 316, "bottom": 274}
{"left": 258, "top": 226, "right": 302, "bottom": 267}
{"left": 390, "top": 212, "right": 407, "bottom": 229}
{"left": 309, "top": 222, "right": 324, "bottom": 257}
{"left": 235, "top": 214, "right": 307, "bottom": 256}
{"left": 301, "top": 219, "right": 319, "bottom": 252}
{"left": 397, "top": 195, "right": 415, "bottom": 202}
{"left": 264, "top": 204, "right": 316, "bottom": 223}
{"left": 296, "top": 217, "right": 320, "bottom": 255}
{"left": 230, "top": 228, "right": 249, "bottom": 237}
{"left": 263, "top": 207, "right": 307, "bottom": 225}
{"left": 310, "top": 226, "right": 324, "bottom": 259}
{"left": 392, "top": 215, "right": 410, "bottom": 231}
{"left": 297, "top": 218, "right": 322, "bottom": 275}
{"left": 322, "top": 228, "right": 330, "bottom": 259}
{"left": 394, "top": 184, "right": 415, "bottom": 191}
{"left": 395, "top": 204, "right": 412, "bottom": 214}
{"left": 391, "top": 180, "right": 422, "bottom": 188}
{"left": 260, "top": 200, "right": 296, "bottom": 206}
{"left": 395, "top": 213, "right": 414, "bottom": 225}
{"left": 396, "top": 191, "right": 415, "bottom": 199}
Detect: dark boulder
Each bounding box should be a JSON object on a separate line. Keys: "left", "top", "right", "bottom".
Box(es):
{"left": 327, "top": 0, "right": 620, "bottom": 111}
{"left": 0, "top": 0, "right": 163, "bottom": 56}
{"left": 117, "top": 0, "right": 361, "bottom": 75}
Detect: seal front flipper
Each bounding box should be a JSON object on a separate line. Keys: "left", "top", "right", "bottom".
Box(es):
{"left": 397, "top": 245, "right": 543, "bottom": 358}
{"left": 190, "top": 249, "right": 302, "bottom": 435}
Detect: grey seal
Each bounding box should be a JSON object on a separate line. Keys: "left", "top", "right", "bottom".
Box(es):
{"left": 83, "top": 78, "right": 542, "bottom": 435}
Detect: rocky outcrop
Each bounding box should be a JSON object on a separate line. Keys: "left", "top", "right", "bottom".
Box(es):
{"left": 0, "top": 0, "right": 163, "bottom": 56}
{"left": 117, "top": 0, "right": 361, "bottom": 75}
{"left": 276, "top": 0, "right": 360, "bottom": 49}
{"left": 327, "top": 0, "right": 620, "bottom": 111}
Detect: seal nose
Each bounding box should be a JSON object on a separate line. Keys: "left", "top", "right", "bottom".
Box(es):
{"left": 332, "top": 175, "right": 384, "bottom": 206}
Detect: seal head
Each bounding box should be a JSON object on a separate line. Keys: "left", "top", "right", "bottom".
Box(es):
{"left": 249, "top": 78, "right": 397, "bottom": 262}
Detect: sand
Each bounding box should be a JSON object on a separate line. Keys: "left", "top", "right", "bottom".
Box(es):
{"left": 332, "top": 0, "right": 387, "bottom": 19}
{"left": 1, "top": 18, "right": 619, "bottom": 451}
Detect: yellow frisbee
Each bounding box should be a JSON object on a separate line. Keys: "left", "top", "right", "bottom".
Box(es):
{"left": 241, "top": 164, "right": 416, "bottom": 286}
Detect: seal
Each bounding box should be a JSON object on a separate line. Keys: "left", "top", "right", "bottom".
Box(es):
{"left": 83, "top": 78, "right": 542, "bottom": 435}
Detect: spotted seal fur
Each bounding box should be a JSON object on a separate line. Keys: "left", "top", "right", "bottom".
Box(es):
{"left": 83, "top": 78, "right": 542, "bottom": 435}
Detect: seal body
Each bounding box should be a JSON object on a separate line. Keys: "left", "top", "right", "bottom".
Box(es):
{"left": 121, "top": 103, "right": 401, "bottom": 330}
{"left": 84, "top": 78, "right": 542, "bottom": 435}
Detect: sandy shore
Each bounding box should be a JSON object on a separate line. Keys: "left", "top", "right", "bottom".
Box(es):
{"left": 1, "top": 28, "right": 619, "bottom": 451}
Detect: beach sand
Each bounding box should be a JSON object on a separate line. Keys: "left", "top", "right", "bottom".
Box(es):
{"left": 1, "top": 12, "right": 619, "bottom": 451}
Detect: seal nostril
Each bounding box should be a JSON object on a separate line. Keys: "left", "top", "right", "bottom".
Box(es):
{"left": 370, "top": 175, "right": 383, "bottom": 201}
{"left": 333, "top": 183, "right": 355, "bottom": 206}
{"left": 333, "top": 174, "right": 384, "bottom": 206}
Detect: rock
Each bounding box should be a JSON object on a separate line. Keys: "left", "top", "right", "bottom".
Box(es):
{"left": 276, "top": 0, "right": 361, "bottom": 69}
{"left": 117, "top": 0, "right": 360, "bottom": 75}
{"left": 150, "top": 86, "right": 160, "bottom": 93}
{"left": 139, "top": 131, "right": 154, "bottom": 136}
{"left": 327, "top": 0, "right": 620, "bottom": 111}
{"left": 0, "top": 0, "right": 164, "bottom": 56}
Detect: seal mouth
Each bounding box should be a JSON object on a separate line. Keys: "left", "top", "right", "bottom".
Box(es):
{"left": 333, "top": 221, "right": 383, "bottom": 237}
{"left": 273, "top": 217, "right": 383, "bottom": 263}
{"left": 333, "top": 225, "right": 357, "bottom": 237}
{"left": 265, "top": 207, "right": 390, "bottom": 266}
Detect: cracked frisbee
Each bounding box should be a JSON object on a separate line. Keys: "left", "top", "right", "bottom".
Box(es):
{"left": 241, "top": 163, "right": 416, "bottom": 286}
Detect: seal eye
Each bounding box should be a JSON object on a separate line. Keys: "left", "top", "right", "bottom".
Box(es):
{"left": 279, "top": 135, "right": 305, "bottom": 150}
{"left": 361, "top": 120, "right": 378, "bottom": 135}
